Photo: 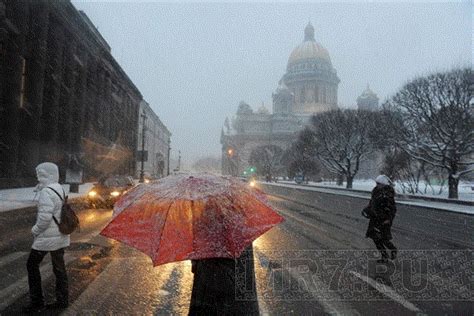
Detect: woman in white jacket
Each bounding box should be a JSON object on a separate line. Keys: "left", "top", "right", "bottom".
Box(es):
{"left": 24, "top": 162, "right": 70, "bottom": 313}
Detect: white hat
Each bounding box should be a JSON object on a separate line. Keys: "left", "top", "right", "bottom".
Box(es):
{"left": 375, "top": 174, "right": 392, "bottom": 186}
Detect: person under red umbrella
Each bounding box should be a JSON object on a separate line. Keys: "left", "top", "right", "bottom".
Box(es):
{"left": 189, "top": 245, "right": 259, "bottom": 315}
{"left": 100, "top": 173, "right": 283, "bottom": 314}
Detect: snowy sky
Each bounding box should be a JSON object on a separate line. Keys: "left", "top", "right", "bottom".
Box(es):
{"left": 71, "top": 0, "right": 472, "bottom": 166}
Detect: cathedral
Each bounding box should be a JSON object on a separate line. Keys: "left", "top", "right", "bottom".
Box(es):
{"left": 221, "top": 23, "right": 378, "bottom": 176}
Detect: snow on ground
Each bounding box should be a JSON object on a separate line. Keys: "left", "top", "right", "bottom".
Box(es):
{"left": 269, "top": 182, "right": 474, "bottom": 215}
{"left": 281, "top": 179, "right": 474, "bottom": 202}
{"left": 0, "top": 183, "right": 94, "bottom": 213}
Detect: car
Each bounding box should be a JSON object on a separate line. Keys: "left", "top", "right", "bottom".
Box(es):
{"left": 87, "top": 175, "right": 135, "bottom": 208}
{"left": 294, "top": 173, "right": 304, "bottom": 184}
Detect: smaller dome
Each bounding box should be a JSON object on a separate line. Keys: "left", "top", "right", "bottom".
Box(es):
{"left": 357, "top": 84, "right": 379, "bottom": 111}
{"left": 358, "top": 84, "right": 378, "bottom": 99}
{"left": 275, "top": 79, "right": 290, "bottom": 93}
{"left": 257, "top": 104, "right": 270, "bottom": 115}
{"left": 237, "top": 101, "right": 253, "bottom": 115}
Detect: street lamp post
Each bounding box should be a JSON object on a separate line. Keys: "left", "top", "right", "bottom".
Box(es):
{"left": 167, "top": 138, "right": 171, "bottom": 176}
{"left": 139, "top": 112, "right": 147, "bottom": 183}
{"left": 177, "top": 150, "right": 181, "bottom": 171}
{"left": 226, "top": 147, "right": 238, "bottom": 176}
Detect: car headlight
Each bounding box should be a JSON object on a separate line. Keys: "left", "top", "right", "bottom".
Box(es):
{"left": 88, "top": 191, "right": 97, "bottom": 197}
{"left": 144, "top": 179, "right": 150, "bottom": 184}
{"left": 249, "top": 180, "right": 256, "bottom": 187}
{"left": 110, "top": 191, "right": 120, "bottom": 197}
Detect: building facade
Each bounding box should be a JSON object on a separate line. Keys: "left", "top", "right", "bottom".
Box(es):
{"left": 136, "top": 100, "right": 171, "bottom": 179}
{"left": 0, "top": 0, "right": 142, "bottom": 188}
{"left": 221, "top": 23, "right": 340, "bottom": 176}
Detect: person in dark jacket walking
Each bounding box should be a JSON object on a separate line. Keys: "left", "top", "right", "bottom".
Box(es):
{"left": 362, "top": 175, "right": 397, "bottom": 263}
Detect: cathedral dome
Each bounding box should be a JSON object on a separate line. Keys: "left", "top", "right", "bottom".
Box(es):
{"left": 287, "top": 22, "right": 332, "bottom": 69}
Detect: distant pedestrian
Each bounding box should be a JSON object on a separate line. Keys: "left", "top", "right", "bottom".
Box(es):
{"left": 188, "top": 245, "right": 259, "bottom": 315}
{"left": 23, "top": 162, "right": 70, "bottom": 313}
{"left": 362, "top": 175, "right": 397, "bottom": 263}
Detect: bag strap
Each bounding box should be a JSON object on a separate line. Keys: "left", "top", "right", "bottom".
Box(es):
{"left": 46, "top": 187, "right": 64, "bottom": 225}
{"left": 47, "top": 187, "right": 64, "bottom": 202}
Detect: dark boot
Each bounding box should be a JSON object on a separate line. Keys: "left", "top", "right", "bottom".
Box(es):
{"left": 22, "top": 303, "right": 45, "bottom": 313}
{"left": 383, "top": 240, "right": 397, "bottom": 260}
{"left": 373, "top": 238, "right": 388, "bottom": 262}
{"left": 51, "top": 248, "right": 69, "bottom": 307}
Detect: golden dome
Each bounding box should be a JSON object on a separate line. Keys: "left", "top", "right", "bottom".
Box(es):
{"left": 287, "top": 23, "right": 331, "bottom": 66}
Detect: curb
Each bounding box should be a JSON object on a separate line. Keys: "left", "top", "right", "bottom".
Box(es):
{"left": 261, "top": 183, "right": 474, "bottom": 216}
{"left": 276, "top": 182, "right": 474, "bottom": 206}
{"left": 1, "top": 196, "right": 86, "bottom": 214}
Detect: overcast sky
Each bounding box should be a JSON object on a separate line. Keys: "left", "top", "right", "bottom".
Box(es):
{"left": 72, "top": 1, "right": 472, "bottom": 166}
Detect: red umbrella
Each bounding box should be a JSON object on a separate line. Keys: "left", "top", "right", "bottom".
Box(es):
{"left": 100, "top": 174, "right": 283, "bottom": 266}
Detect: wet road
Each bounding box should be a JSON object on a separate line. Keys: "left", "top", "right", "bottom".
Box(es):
{"left": 0, "top": 185, "right": 472, "bottom": 315}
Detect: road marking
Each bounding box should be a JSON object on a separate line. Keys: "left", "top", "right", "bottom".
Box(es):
{"left": 275, "top": 207, "right": 328, "bottom": 233}
{"left": 0, "top": 254, "right": 75, "bottom": 310}
{"left": 254, "top": 247, "right": 358, "bottom": 316}
{"left": 159, "top": 289, "right": 170, "bottom": 296}
{"left": 350, "top": 270, "right": 421, "bottom": 313}
{"left": 287, "top": 267, "right": 360, "bottom": 316}
{"left": 0, "top": 252, "right": 27, "bottom": 269}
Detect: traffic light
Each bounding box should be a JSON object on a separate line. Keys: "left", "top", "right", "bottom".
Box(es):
{"left": 250, "top": 167, "right": 256, "bottom": 173}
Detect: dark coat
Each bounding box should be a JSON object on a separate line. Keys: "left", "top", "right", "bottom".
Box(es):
{"left": 364, "top": 185, "right": 397, "bottom": 240}
{"left": 188, "top": 245, "right": 259, "bottom": 316}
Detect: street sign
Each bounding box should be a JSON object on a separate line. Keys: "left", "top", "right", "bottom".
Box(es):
{"left": 137, "top": 150, "right": 148, "bottom": 162}
{"left": 65, "top": 169, "right": 83, "bottom": 184}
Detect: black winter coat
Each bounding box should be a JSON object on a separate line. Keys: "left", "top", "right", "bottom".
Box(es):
{"left": 188, "top": 245, "right": 259, "bottom": 315}
{"left": 364, "top": 185, "right": 397, "bottom": 240}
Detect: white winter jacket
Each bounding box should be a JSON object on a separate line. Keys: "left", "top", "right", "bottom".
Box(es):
{"left": 32, "top": 163, "right": 70, "bottom": 251}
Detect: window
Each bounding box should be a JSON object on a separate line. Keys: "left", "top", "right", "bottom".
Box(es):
{"left": 19, "top": 57, "right": 27, "bottom": 108}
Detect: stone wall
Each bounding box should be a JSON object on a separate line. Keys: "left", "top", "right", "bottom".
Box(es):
{"left": 0, "top": 0, "right": 142, "bottom": 188}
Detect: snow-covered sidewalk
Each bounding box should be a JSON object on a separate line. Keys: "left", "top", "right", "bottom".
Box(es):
{"left": 266, "top": 182, "right": 474, "bottom": 215}
{"left": 0, "top": 183, "right": 94, "bottom": 213}
{"left": 279, "top": 180, "right": 474, "bottom": 202}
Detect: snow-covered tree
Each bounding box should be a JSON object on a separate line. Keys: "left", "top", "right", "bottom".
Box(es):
{"left": 384, "top": 68, "right": 473, "bottom": 199}
{"left": 311, "top": 109, "right": 377, "bottom": 188}
{"left": 282, "top": 128, "right": 320, "bottom": 180}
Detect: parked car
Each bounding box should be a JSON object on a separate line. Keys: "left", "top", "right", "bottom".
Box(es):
{"left": 87, "top": 175, "right": 135, "bottom": 208}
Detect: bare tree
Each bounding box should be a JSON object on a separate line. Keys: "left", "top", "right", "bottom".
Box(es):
{"left": 311, "top": 109, "right": 377, "bottom": 188}
{"left": 282, "top": 128, "right": 320, "bottom": 180}
{"left": 249, "top": 145, "right": 284, "bottom": 179}
{"left": 384, "top": 68, "right": 473, "bottom": 199}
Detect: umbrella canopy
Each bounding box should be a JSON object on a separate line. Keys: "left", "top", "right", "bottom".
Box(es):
{"left": 100, "top": 174, "right": 284, "bottom": 266}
